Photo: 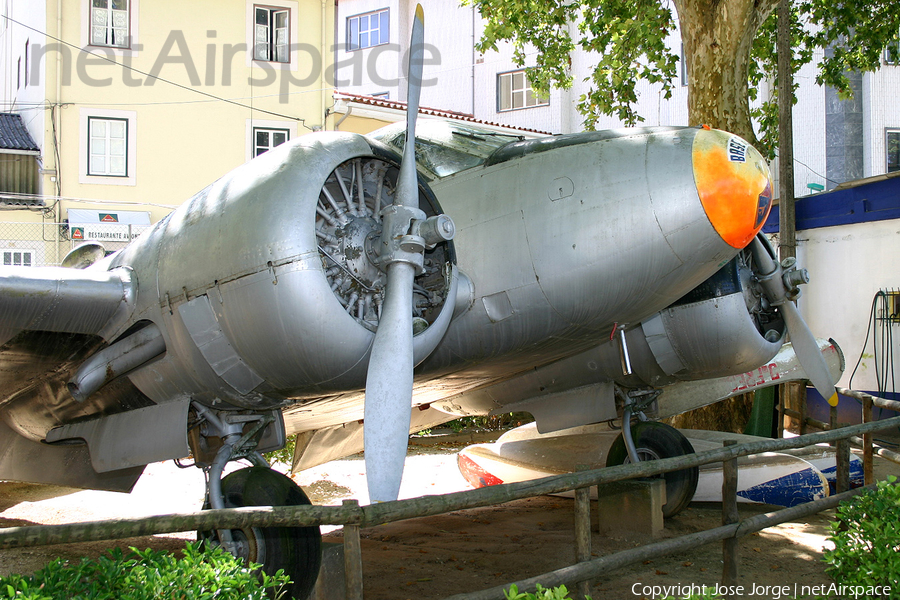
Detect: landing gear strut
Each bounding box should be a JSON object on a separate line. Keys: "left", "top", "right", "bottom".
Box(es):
{"left": 606, "top": 392, "right": 699, "bottom": 518}
{"left": 191, "top": 403, "right": 322, "bottom": 600}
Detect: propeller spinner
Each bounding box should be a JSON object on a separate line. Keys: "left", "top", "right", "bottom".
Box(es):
{"left": 363, "top": 5, "right": 453, "bottom": 503}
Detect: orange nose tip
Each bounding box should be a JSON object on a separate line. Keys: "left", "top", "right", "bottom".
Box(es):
{"left": 692, "top": 129, "right": 773, "bottom": 248}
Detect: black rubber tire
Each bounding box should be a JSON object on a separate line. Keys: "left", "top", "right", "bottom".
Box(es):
{"left": 605, "top": 421, "right": 699, "bottom": 518}
{"left": 200, "top": 467, "right": 322, "bottom": 600}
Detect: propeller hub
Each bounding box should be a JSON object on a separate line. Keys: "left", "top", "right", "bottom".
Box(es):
{"left": 340, "top": 216, "right": 384, "bottom": 289}
{"left": 315, "top": 156, "right": 453, "bottom": 331}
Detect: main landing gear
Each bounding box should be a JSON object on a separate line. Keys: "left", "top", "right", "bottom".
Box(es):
{"left": 190, "top": 403, "right": 322, "bottom": 600}
{"left": 605, "top": 391, "right": 699, "bottom": 518}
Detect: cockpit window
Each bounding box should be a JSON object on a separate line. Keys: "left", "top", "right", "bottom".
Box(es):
{"left": 368, "top": 121, "right": 523, "bottom": 179}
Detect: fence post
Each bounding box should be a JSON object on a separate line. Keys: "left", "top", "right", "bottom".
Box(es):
{"left": 862, "top": 395, "right": 874, "bottom": 485}
{"left": 797, "top": 383, "right": 808, "bottom": 435}
{"left": 836, "top": 429, "right": 851, "bottom": 494}
{"left": 574, "top": 465, "right": 592, "bottom": 600}
{"left": 342, "top": 499, "right": 364, "bottom": 600}
{"left": 776, "top": 385, "right": 785, "bottom": 439}
{"left": 721, "top": 440, "right": 739, "bottom": 599}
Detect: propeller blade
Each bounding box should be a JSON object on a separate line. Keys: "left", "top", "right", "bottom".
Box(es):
{"left": 399, "top": 4, "right": 425, "bottom": 203}
{"left": 779, "top": 301, "right": 838, "bottom": 405}
{"left": 364, "top": 262, "right": 416, "bottom": 502}
{"left": 363, "top": 4, "right": 426, "bottom": 503}
{"left": 749, "top": 236, "right": 838, "bottom": 406}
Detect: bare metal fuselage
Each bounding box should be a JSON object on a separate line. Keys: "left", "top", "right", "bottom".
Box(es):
{"left": 119, "top": 127, "right": 747, "bottom": 425}
{"left": 0, "top": 123, "right": 774, "bottom": 485}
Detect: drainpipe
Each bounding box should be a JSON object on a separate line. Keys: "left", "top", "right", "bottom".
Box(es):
{"left": 321, "top": 0, "right": 329, "bottom": 129}
{"left": 55, "top": 0, "right": 63, "bottom": 264}
{"left": 335, "top": 105, "right": 352, "bottom": 130}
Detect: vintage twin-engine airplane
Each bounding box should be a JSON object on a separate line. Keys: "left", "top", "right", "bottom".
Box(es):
{"left": 0, "top": 7, "right": 840, "bottom": 599}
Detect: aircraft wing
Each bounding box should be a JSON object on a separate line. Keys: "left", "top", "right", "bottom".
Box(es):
{"left": 0, "top": 264, "right": 147, "bottom": 492}
{"left": 0, "top": 265, "right": 133, "bottom": 346}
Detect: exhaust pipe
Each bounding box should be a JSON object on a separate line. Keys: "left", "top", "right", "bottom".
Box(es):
{"left": 68, "top": 323, "right": 166, "bottom": 402}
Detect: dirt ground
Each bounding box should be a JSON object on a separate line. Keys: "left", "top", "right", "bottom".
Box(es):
{"left": 0, "top": 436, "right": 896, "bottom": 599}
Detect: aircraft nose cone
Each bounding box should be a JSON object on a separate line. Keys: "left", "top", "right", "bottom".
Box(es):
{"left": 692, "top": 127, "right": 773, "bottom": 249}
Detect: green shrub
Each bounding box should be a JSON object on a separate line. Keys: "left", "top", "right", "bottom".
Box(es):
{"left": 823, "top": 475, "right": 900, "bottom": 596}
{"left": 504, "top": 584, "right": 587, "bottom": 600}
{"left": 264, "top": 434, "right": 297, "bottom": 470}
{"left": 0, "top": 542, "right": 290, "bottom": 600}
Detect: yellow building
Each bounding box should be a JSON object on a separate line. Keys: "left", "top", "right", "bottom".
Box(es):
{"left": 0, "top": 0, "right": 335, "bottom": 265}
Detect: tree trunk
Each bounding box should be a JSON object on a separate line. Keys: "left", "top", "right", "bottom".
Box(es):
{"left": 675, "top": 0, "right": 777, "bottom": 144}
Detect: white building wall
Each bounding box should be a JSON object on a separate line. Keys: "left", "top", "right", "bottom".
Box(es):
{"left": 335, "top": 0, "right": 400, "bottom": 98}
{"left": 0, "top": 0, "right": 46, "bottom": 151}
{"left": 794, "top": 219, "right": 900, "bottom": 392}
{"left": 786, "top": 49, "right": 828, "bottom": 197}
{"left": 335, "top": 0, "right": 475, "bottom": 114}
{"left": 863, "top": 64, "right": 900, "bottom": 177}
{"left": 471, "top": 18, "right": 561, "bottom": 134}
{"left": 414, "top": 0, "right": 476, "bottom": 114}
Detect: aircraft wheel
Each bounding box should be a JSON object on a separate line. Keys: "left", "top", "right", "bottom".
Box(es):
{"left": 200, "top": 467, "right": 322, "bottom": 600}
{"left": 606, "top": 421, "right": 699, "bottom": 518}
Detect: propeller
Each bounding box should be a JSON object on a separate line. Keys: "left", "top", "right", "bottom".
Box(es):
{"left": 363, "top": 5, "right": 430, "bottom": 503}
{"left": 749, "top": 235, "right": 839, "bottom": 406}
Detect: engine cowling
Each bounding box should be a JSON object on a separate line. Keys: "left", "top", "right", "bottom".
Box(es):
{"left": 591, "top": 249, "right": 786, "bottom": 388}
{"left": 114, "top": 133, "right": 460, "bottom": 411}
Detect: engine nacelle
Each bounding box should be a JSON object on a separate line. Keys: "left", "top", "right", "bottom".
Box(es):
{"left": 591, "top": 251, "right": 786, "bottom": 387}
{"left": 112, "top": 133, "right": 462, "bottom": 411}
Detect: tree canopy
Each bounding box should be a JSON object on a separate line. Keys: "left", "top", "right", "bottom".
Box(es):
{"left": 468, "top": 0, "right": 900, "bottom": 156}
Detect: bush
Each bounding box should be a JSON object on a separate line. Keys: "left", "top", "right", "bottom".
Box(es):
{"left": 823, "top": 475, "right": 900, "bottom": 596}
{"left": 0, "top": 542, "right": 290, "bottom": 600}
{"left": 264, "top": 434, "right": 297, "bottom": 470}
{"left": 504, "top": 584, "right": 588, "bottom": 600}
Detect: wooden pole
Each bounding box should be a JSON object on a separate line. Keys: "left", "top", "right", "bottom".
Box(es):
{"left": 777, "top": 0, "right": 796, "bottom": 262}
{"left": 776, "top": 385, "right": 785, "bottom": 438}
{"left": 836, "top": 431, "right": 851, "bottom": 494}
{"left": 342, "top": 500, "right": 364, "bottom": 600}
{"left": 850, "top": 436, "right": 900, "bottom": 466}
{"left": 574, "top": 465, "right": 592, "bottom": 600}
{"left": 837, "top": 387, "right": 900, "bottom": 413}
{"left": 721, "top": 441, "right": 739, "bottom": 598}
{"left": 797, "top": 384, "right": 808, "bottom": 435}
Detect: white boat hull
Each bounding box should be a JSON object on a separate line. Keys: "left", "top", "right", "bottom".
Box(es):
{"left": 457, "top": 423, "right": 861, "bottom": 507}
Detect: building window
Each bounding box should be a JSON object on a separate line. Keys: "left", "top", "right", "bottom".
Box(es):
{"left": 888, "top": 130, "right": 900, "bottom": 173}
{"left": 90, "top": 0, "right": 129, "bottom": 48}
{"left": 88, "top": 117, "right": 128, "bottom": 177}
{"left": 3, "top": 250, "right": 33, "bottom": 267}
{"left": 498, "top": 70, "right": 548, "bottom": 112}
{"left": 253, "top": 127, "right": 289, "bottom": 157}
{"left": 254, "top": 6, "right": 289, "bottom": 63}
{"left": 886, "top": 36, "right": 900, "bottom": 65}
{"left": 347, "top": 9, "right": 389, "bottom": 51}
